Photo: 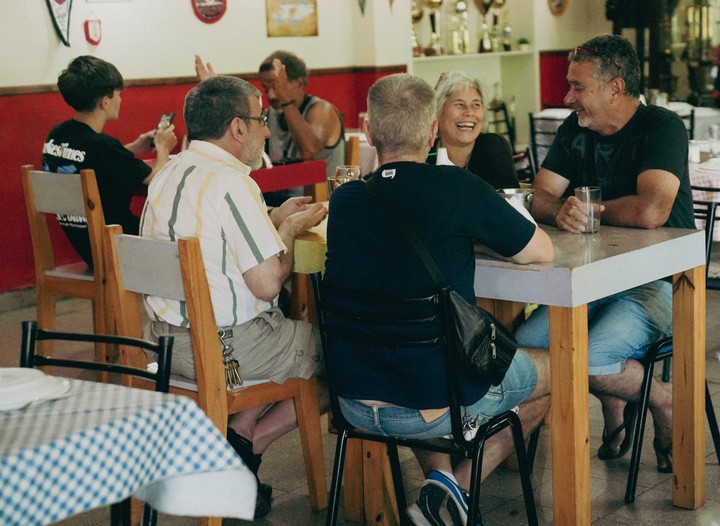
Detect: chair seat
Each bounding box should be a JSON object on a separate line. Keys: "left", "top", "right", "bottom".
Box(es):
{"left": 46, "top": 261, "right": 94, "bottom": 281}
{"left": 147, "top": 363, "right": 272, "bottom": 393}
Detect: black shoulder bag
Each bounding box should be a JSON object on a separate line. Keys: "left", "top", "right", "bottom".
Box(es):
{"left": 366, "top": 176, "right": 517, "bottom": 386}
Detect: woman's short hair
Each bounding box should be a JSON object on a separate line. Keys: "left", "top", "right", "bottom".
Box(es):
{"left": 434, "top": 71, "right": 484, "bottom": 117}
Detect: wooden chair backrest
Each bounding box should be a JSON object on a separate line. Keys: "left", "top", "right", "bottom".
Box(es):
{"left": 21, "top": 164, "right": 105, "bottom": 281}
{"left": 103, "top": 224, "right": 228, "bottom": 430}
{"left": 346, "top": 135, "right": 360, "bottom": 167}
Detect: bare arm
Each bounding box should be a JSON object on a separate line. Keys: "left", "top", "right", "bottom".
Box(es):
{"left": 600, "top": 169, "right": 678, "bottom": 228}
{"left": 509, "top": 226, "right": 554, "bottom": 264}
{"left": 282, "top": 100, "right": 342, "bottom": 159}
{"left": 270, "top": 59, "right": 342, "bottom": 159}
{"left": 242, "top": 203, "right": 327, "bottom": 301}
{"left": 533, "top": 166, "right": 677, "bottom": 232}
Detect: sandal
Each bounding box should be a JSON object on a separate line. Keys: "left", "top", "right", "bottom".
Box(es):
{"left": 597, "top": 402, "right": 637, "bottom": 461}
{"left": 653, "top": 437, "right": 673, "bottom": 473}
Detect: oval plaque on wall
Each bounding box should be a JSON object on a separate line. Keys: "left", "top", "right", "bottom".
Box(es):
{"left": 192, "top": 0, "right": 227, "bottom": 24}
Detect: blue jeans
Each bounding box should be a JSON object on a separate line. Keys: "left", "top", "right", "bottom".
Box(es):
{"left": 338, "top": 349, "right": 538, "bottom": 439}
{"left": 514, "top": 280, "right": 672, "bottom": 376}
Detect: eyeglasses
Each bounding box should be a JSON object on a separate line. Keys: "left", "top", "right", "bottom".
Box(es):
{"left": 237, "top": 112, "right": 268, "bottom": 128}
{"left": 572, "top": 46, "right": 622, "bottom": 70}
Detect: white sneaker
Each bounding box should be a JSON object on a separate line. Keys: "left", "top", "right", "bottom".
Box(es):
{"left": 406, "top": 471, "right": 468, "bottom": 526}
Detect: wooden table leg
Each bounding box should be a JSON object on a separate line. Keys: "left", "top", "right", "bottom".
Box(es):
{"left": 548, "top": 305, "right": 591, "bottom": 526}
{"left": 342, "top": 439, "right": 399, "bottom": 526}
{"left": 672, "top": 266, "right": 706, "bottom": 509}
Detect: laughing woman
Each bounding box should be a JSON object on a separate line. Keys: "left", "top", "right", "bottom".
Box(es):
{"left": 427, "top": 70, "right": 519, "bottom": 189}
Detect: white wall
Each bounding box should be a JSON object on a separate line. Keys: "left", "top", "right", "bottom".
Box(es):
{"left": 0, "top": 0, "right": 411, "bottom": 88}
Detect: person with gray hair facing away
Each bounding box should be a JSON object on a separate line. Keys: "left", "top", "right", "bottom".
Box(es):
{"left": 141, "top": 75, "right": 327, "bottom": 518}
{"left": 516, "top": 34, "right": 695, "bottom": 473}
{"left": 323, "top": 73, "right": 554, "bottom": 526}
{"left": 427, "top": 70, "right": 519, "bottom": 189}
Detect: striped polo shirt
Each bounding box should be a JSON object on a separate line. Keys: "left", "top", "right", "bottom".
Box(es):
{"left": 140, "top": 140, "right": 285, "bottom": 328}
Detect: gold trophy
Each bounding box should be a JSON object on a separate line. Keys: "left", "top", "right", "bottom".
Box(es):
{"left": 411, "top": 1, "right": 425, "bottom": 57}
{"left": 422, "top": 0, "right": 444, "bottom": 56}
{"left": 450, "top": 1, "right": 471, "bottom": 54}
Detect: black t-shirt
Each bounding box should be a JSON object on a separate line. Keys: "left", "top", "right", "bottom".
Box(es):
{"left": 323, "top": 161, "right": 537, "bottom": 409}
{"left": 427, "top": 133, "right": 520, "bottom": 190}
{"left": 543, "top": 104, "right": 695, "bottom": 229}
{"left": 42, "top": 120, "right": 151, "bottom": 266}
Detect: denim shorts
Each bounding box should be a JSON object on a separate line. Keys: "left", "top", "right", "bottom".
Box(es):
{"left": 514, "top": 280, "right": 672, "bottom": 376}
{"left": 337, "top": 349, "right": 538, "bottom": 440}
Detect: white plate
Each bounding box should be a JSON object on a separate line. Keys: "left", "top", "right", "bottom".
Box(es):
{"left": 0, "top": 368, "right": 73, "bottom": 410}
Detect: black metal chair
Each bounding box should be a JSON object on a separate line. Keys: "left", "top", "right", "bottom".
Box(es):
{"left": 624, "top": 195, "right": 720, "bottom": 503}
{"left": 661, "top": 189, "right": 720, "bottom": 383}
{"left": 682, "top": 109, "right": 696, "bottom": 141}
{"left": 486, "top": 100, "right": 534, "bottom": 182}
{"left": 310, "top": 272, "right": 538, "bottom": 526}
{"left": 20, "top": 320, "right": 174, "bottom": 526}
{"left": 528, "top": 112, "right": 563, "bottom": 176}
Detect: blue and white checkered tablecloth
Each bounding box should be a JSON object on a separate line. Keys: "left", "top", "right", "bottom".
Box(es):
{"left": 0, "top": 378, "right": 256, "bottom": 526}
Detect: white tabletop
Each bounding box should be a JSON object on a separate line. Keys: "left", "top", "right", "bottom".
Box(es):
{"left": 473, "top": 225, "right": 705, "bottom": 306}
{"left": 0, "top": 377, "right": 256, "bottom": 525}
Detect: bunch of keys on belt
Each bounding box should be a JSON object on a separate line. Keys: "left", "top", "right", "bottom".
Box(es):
{"left": 218, "top": 328, "right": 244, "bottom": 390}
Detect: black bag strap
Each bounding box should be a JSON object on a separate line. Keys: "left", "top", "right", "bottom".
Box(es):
{"left": 366, "top": 176, "right": 449, "bottom": 289}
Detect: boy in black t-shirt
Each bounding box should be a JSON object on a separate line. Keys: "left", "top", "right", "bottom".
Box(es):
{"left": 42, "top": 56, "right": 177, "bottom": 267}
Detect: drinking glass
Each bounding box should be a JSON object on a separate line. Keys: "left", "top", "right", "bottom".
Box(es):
{"left": 327, "top": 165, "right": 361, "bottom": 196}
{"left": 574, "top": 186, "right": 601, "bottom": 234}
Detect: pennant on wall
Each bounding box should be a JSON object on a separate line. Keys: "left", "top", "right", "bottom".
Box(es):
{"left": 358, "top": 0, "right": 366, "bottom": 15}
{"left": 45, "top": 0, "right": 72, "bottom": 47}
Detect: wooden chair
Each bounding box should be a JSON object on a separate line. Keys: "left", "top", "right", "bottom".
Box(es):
{"left": 311, "top": 272, "right": 538, "bottom": 526}
{"left": 102, "top": 225, "right": 328, "bottom": 526}
{"left": 21, "top": 165, "right": 109, "bottom": 371}
{"left": 20, "top": 319, "right": 174, "bottom": 526}
{"left": 346, "top": 135, "right": 361, "bottom": 167}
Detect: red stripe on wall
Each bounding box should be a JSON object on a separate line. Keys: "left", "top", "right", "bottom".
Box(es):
{"left": 0, "top": 69, "right": 402, "bottom": 292}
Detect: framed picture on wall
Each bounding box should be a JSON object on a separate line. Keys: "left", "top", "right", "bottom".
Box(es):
{"left": 266, "top": 0, "right": 318, "bottom": 37}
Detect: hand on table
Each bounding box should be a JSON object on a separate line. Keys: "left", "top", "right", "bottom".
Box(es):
{"left": 195, "top": 54, "right": 216, "bottom": 82}
{"left": 272, "top": 196, "right": 312, "bottom": 226}
{"left": 555, "top": 195, "right": 605, "bottom": 234}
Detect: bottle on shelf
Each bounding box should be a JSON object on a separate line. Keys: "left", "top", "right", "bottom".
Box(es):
{"left": 502, "top": 17, "right": 512, "bottom": 51}
{"left": 479, "top": 23, "right": 492, "bottom": 53}
{"left": 490, "top": 13, "right": 501, "bottom": 53}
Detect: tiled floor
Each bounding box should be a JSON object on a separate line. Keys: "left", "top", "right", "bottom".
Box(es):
{"left": 3, "top": 279, "right": 720, "bottom": 525}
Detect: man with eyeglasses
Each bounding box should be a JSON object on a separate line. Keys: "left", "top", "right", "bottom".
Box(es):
{"left": 516, "top": 34, "right": 695, "bottom": 475}
{"left": 140, "top": 75, "right": 327, "bottom": 518}
{"left": 195, "top": 51, "right": 346, "bottom": 205}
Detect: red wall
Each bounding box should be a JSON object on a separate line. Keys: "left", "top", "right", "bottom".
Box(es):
{"left": 539, "top": 50, "right": 571, "bottom": 109}
{"left": 0, "top": 69, "right": 400, "bottom": 293}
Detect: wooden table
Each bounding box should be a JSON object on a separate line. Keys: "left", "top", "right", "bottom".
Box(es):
{"left": 473, "top": 226, "right": 706, "bottom": 524}
{"left": 294, "top": 222, "right": 707, "bottom": 525}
